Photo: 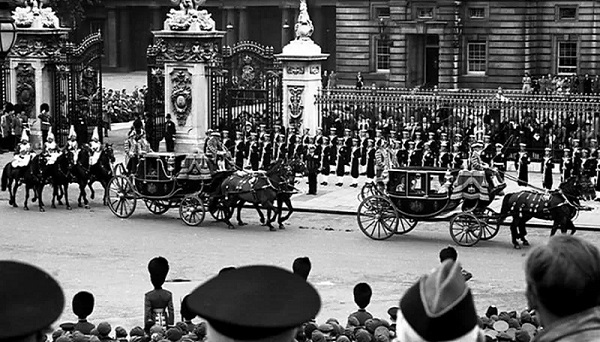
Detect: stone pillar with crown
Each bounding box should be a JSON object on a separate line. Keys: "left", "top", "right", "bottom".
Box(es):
{"left": 8, "top": 2, "right": 67, "bottom": 150}
{"left": 150, "top": 0, "right": 225, "bottom": 153}
{"left": 275, "top": 0, "right": 328, "bottom": 136}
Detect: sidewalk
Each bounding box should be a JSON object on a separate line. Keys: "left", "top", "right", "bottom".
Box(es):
{"left": 2, "top": 126, "right": 599, "bottom": 228}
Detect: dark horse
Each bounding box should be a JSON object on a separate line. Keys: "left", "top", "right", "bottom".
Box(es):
{"left": 69, "top": 146, "right": 93, "bottom": 209}
{"left": 47, "top": 151, "right": 75, "bottom": 210}
{"left": 88, "top": 143, "right": 115, "bottom": 205}
{"left": 215, "top": 160, "right": 292, "bottom": 231}
{"left": 1, "top": 160, "right": 30, "bottom": 207}
{"left": 497, "top": 176, "right": 596, "bottom": 249}
{"left": 22, "top": 155, "right": 50, "bottom": 211}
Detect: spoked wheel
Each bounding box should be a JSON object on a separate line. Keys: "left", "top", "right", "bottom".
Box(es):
{"left": 113, "top": 163, "right": 127, "bottom": 176}
{"left": 209, "top": 198, "right": 228, "bottom": 222}
{"left": 479, "top": 208, "right": 500, "bottom": 240}
{"left": 358, "top": 183, "right": 376, "bottom": 202}
{"left": 450, "top": 212, "right": 483, "bottom": 247}
{"left": 107, "top": 175, "right": 137, "bottom": 219}
{"left": 144, "top": 200, "right": 170, "bottom": 215}
{"left": 357, "top": 195, "right": 398, "bottom": 240}
{"left": 396, "top": 216, "right": 418, "bottom": 235}
{"left": 179, "top": 196, "right": 206, "bottom": 227}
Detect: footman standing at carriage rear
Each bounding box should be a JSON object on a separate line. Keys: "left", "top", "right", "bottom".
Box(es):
{"left": 516, "top": 143, "right": 530, "bottom": 187}
{"left": 542, "top": 147, "right": 554, "bottom": 190}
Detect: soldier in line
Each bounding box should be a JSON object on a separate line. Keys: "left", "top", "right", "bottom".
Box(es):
{"left": 561, "top": 148, "right": 573, "bottom": 182}
{"left": 305, "top": 144, "right": 320, "bottom": 195}
{"left": 144, "top": 257, "right": 174, "bottom": 330}
{"left": 320, "top": 136, "right": 331, "bottom": 186}
{"left": 350, "top": 138, "right": 361, "bottom": 188}
{"left": 542, "top": 147, "right": 554, "bottom": 190}
{"left": 516, "top": 143, "right": 530, "bottom": 187}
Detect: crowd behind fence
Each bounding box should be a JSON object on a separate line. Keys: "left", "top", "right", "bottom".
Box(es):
{"left": 315, "top": 87, "right": 600, "bottom": 161}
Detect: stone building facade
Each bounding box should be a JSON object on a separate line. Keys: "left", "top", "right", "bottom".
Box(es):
{"left": 336, "top": 0, "right": 600, "bottom": 89}
{"left": 78, "top": 0, "right": 337, "bottom": 72}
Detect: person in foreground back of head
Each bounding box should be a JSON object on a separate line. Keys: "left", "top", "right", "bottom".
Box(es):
{"left": 524, "top": 235, "right": 600, "bottom": 342}
{"left": 145, "top": 257, "right": 174, "bottom": 330}
{"left": 185, "top": 265, "right": 321, "bottom": 342}
{"left": 0, "top": 260, "right": 65, "bottom": 342}
{"left": 439, "top": 246, "right": 473, "bottom": 281}
{"left": 348, "top": 283, "right": 373, "bottom": 326}
{"left": 292, "top": 257, "right": 312, "bottom": 280}
{"left": 396, "top": 259, "right": 482, "bottom": 342}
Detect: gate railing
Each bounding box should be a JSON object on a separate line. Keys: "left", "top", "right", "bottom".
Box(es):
{"left": 146, "top": 45, "right": 165, "bottom": 151}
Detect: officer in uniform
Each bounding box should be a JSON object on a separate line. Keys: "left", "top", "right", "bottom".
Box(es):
{"left": 422, "top": 142, "right": 435, "bottom": 167}
{"left": 438, "top": 142, "right": 452, "bottom": 169}
{"left": 335, "top": 140, "right": 347, "bottom": 186}
{"left": 164, "top": 114, "right": 176, "bottom": 152}
{"left": 234, "top": 131, "right": 246, "bottom": 170}
{"left": 72, "top": 291, "right": 96, "bottom": 334}
{"left": 400, "top": 130, "right": 411, "bottom": 150}
{"left": 561, "top": 148, "right": 573, "bottom": 182}
{"left": 320, "top": 136, "right": 331, "bottom": 186}
{"left": 0, "top": 261, "right": 65, "bottom": 342}
{"left": 287, "top": 127, "right": 298, "bottom": 160}
{"left": 274, "top": 134, "right": 287, "bottom": 162}
{"left": 350, "top": 138, "right": 361, "bottom": 188}
{"left": 583, "top": 147, "right": 597, "bottom": 180}
{"left": 492, "top": 143, "right": 507, "bottom": 182}
{"left": 314, "top": 127, "right": 324, "bottom": 145}
{"left": 260, "top": 133, "right": 273, "bottom": 169}
{"left": 185, "top": 265, "right": 320, "bottom": 342}
{"left": 542, "top": 147, "right": 554, "bottom": 190}
{"left": 273, "top": 125, "right": 284, "bottom": 144}
{"left": 366, "top": 139, "right": 376, "bottom": 183}
{"left": 481, "top": 135, "right": 494, "bottom": 164}
{"left": 407, "top": 141, "right": 420, "bottom": 167}
{"left": 144, "top": 257, "right": 175, "bottom": 330}
{"left": 222, "top": 130, "right": 234, "bottom": 157}
{"left": 413, "top": 131, "right": 424, "bottom": 150}
{"left": 306, "top": 144, "right": 320, "bottom": 195}
{"left": 248, "top": 132, "right": 261, "bottom": 171}
{"left": 516, "top": 143, "right": 530, "bottom": 187}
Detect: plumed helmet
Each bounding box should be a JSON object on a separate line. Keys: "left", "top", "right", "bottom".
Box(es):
{"left": 148, "top": 257, "right": 170, "bottom": 288}
{"left": 72, "top": 291, "right": 95, "bottom": 319}
{"left": 353, "top": 283, "right": 372, "bottom": 309}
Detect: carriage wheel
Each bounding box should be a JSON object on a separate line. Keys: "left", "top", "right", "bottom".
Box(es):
{"left": 113, "top": 163, "right": 127, "bottom": 176}
{"left": 396, "top": 216, "right": 418, "bottom": 235}
{"left": 179, "top": 196, "right": 206, "bottom": 227}
{"left": 107, "top": 175, "right": 137, "bottom": 219}
{"left": 209, "top": 198, "right": 228, "bottom": 222}
{"left": 357, "top": 195, "right": 398, "bottom": 240}
{"left": 358, "top": 183, "right": 376, "bottom": 202}
{"left": 450, "top": 212, "right": 483, "bottom": 247}
{"left": 479, "top": 208, "right": 500, "bottom": 241}
{"left": 144, "top": 200, "right": 170, "bottom": 215}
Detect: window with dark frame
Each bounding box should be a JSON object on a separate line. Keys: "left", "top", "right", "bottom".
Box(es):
{"left": 558, "top": 6, "right": 577, "bottom": 20}
{"left": 467, "top": 42, "right": 486, "bottom": 73}
{"left": 417, "top": 7, "right": 434, "bottom": 19}
{"left": 468, "top": 7, "right": 485, "bottom": 19}
{"left": 375, "top": 7, "right": 391, "bottom": 19}
{"left": 376, "top": 38, "right": 391, "bottom": 71}
{"left": 557, "top": 41, "right": 577, "bottom": 74}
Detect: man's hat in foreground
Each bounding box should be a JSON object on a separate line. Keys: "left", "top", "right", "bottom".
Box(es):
{"left": 397, "top": 259, "right": 479, "bottom": 342}
{"left": 186, "top": 265, "right": 321, "bottom": 341}
{"left": 0, "top": 261, "right": 65, "bottom": 340}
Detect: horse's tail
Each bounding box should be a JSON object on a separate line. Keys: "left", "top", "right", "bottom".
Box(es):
{"left": 1, "top": 163, "right": 11, "bottom": 191}
{"left": 496, "top": 194, "right": 513, "bottom": 226}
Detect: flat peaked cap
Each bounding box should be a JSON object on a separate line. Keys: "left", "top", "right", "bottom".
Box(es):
{"left": 0, "top": 261, "right": 65, "bottom": 339}
{"left": 187, "top": 265, "right": 321, "bottom": 340}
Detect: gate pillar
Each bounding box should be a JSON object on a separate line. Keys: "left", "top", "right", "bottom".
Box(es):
{"left": 148, "top": 5, "right": 225, "bottom": 153}
{"left": 275, "top": 0, "right": 328, "bottom": 135}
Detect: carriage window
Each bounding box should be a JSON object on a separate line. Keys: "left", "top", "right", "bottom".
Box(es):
{"left": 408, "top": 173, "right": 425, "bottom": 195}
{"left": 429, "top": 175, "right": 442, "bottom": 193}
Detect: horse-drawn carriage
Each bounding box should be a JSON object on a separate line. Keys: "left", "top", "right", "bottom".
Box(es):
{"left": 107, "top": 151, "right": 299, "bottom": 229}
{"left": 357, "top": 167, "right": 504, "bottom": 246}
{"left": 357, "top": 166, "right": 596, "bottom": 247}
{"left": 107, "top": 152, "right": 228, "bottom": 226}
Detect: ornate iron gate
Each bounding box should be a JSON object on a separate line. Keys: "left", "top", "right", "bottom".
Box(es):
{"left": 208, "top": 41, "right": 282, "bottom": 132}
{"left": 146, "top": 45, "right": 165, "bottom": 151}
{"left": 49, "top": 32, "right": 103, "bottom": 146}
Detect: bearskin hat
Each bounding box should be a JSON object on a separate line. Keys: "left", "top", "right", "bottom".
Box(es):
{"left": 292, "top": 257, "right": 312, "bottom": 280}
{"left": 180, "top": 295, "right": 196, "bottom": 321}
{"left": 148, "top": 257, "right": 170, "bottom": 288}
{"left": 133, "top": 119, "right": 143, "bottom": 131}
{"left": 353, "top": 283, "right": 372, "bottom": 309}
{"left": 72, "top": 291, "right": 95, "bottom": 319}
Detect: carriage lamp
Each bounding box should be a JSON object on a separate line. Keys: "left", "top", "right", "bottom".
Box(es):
{"left": 167, "top": 155, "right": 175, "bottom": 173}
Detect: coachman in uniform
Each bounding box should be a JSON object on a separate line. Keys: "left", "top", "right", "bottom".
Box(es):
{"left": 144, "top": 257, "right": 175, "bottom": 330}
{"left": 542, "top": 147, "right": 554, "bottom": 190}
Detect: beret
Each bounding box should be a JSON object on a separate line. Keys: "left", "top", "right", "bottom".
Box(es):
{"left": 97, "top": 322, "right": 111, "bottom": 336}
{"left": 187, "top": 265, "right": 321, "bottom": 341}
{"left": 0, "top": 261, "right": 65, "bottom": 340}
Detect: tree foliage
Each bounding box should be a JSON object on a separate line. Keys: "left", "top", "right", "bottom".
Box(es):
{"left": 47, "top": 0, "right": 103, "bottom": 28}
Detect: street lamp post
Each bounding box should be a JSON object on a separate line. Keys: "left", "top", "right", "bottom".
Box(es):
{"left": 0, "top": 0, "right": 17, "bottom": 104}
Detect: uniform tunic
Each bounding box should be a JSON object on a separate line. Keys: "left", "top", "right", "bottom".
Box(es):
{"left": 336, "top": 146, "right": 347, "bottom": 177}
{"left": 366, "top": 147, "right": 376, "bottom": 179}
{"left": 234, "top": 139, "right": 245, "bottom": 169}
{"left": 144, "top": 288, "right": 174, "bottom": 328}
{"left": 561, "top": 157, "right": 573, "bottom": 182}
{"left": 321, "top": 145, "right": 331, "bottom": 175}
{"left": 249, "top": 140, "right": 261, "bottom": 171}
{"left": 542, "top": 156, "right": 554, "bottom": 190}
{"left": 351, "top": 146, "right": 361, "bottom": 178}
{"left": 516, "top": 152, "right": 530, "bottom": 186}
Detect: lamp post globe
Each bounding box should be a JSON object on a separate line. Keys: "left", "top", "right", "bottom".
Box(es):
{"left": 0, "top": 0, "right": 17, "bottom": 60}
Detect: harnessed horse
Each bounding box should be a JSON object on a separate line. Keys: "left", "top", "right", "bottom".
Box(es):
{"left": 22, "top": 154, "right": 50, "bottom": 212}
{"left": 216, "top": 160, "right": 292, "bottom": 231}
{"left": 497, "top": 175, "right": 596, "bottom": 249}
{"left": 1, "top": 161, "right": 30, "bottom": 207}
{"left": 88, "top": 143, "right": 115, "bottom": 206}
{"left": 68, "top": 145, "right": 94, "bottom": 209}
{"left": 47, "top": 151, "right": 75, "bottom": 210}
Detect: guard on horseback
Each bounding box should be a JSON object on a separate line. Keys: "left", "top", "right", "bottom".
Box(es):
{"left": 89, "top": 127, "right": 102, "bottom": 167}
{"left": 469, "top": 141, "right": 506, "bottom": 196}
{"left": 205, "top": 131, "right": 234, "bottom": 173}
{"left": 43, "top": 131, "right": 60, "bottom": 165}
{"left": 11, "top": 131, "right": 33, "bottom": 168}
{"left": 66, "top": 125, "right": 80, "bottom": 164}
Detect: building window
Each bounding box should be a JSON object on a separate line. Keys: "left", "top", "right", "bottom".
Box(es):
{"left": 467, "top": 42, "right": 486, "bottom": 74}
{"left": 557, "top": 41, "right": 577, "bottom": 74}
{"left": 376, "top": 39, "right": 391, "bottom": 71}
{"left": 468, "top": 7, "right": 485, "bottom": 19}
{"left": 375, "top": 7, "right": 390, "bottom": 19}
{"left": 417, "top": 7, "right": 434, "bottom": 19}
{"left": 558, "top": 6, "right": 577, "bottom": 20}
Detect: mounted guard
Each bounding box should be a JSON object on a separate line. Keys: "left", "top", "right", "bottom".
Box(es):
{"left": 11, "top": 131, "right": 33, "bottom": 168}
{"left": 43, "top": 131, "right": 60, "bottom": 165}
{"left": 66, "top": 125, "right": 80, "bottom": 164}
{"left": 89, "top": 127, "right": 102, "bottom": 167}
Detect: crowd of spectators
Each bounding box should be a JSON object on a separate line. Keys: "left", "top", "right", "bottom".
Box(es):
{"left": 3, "top": 235, "right": 600, "bottom": 342}
{"left": 102, "top": 87, "right": 147, "bottom": 126}
{"left": 522, "top": 73, "right": 600, "bottom": 95}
